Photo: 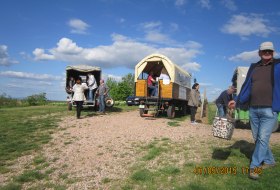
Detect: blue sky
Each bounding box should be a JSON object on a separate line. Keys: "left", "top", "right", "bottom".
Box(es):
{"left": 0, "top": 0, "right": 279, "bottom": 101}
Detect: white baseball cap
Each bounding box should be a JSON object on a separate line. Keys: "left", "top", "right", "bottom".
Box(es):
{"left": 259, "top": 41, "right": 274, "bottom": 51}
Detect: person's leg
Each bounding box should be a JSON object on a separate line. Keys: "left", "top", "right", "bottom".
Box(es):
{"left": 190, "top": 106, "right": 195, "bottom": 122}
{"left": 88, "top": 89, "right": 93, "bottom": 101}
{"left": 148, "top": 86, "right": 156, "bottom": 96}
{"left": 154, "top": 86, "right": 158, "bottom": 96}
{"left": 260, "top": 108, "right": 277, "bottom": 165}
{"left": 100, "top": 95, "right": 105, "bottom": 112}
{"left": 249, "top": 107, "right": 277, "bottom": 169}
{"left": 76, "top": 101, "right": 83, "bottom": 118}
{"left": 217, "top": 104, "right": 225, "bottom": 117}
{"left": 194, "top": 107, "right": 198, "bottom": 121}
{"left": 98, "top": 96, "right": 102, "bottom": 112}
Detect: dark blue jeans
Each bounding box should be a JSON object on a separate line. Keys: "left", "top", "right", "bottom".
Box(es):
{"left": 216, "top": 103, "right": 226, "bottom": 117}
{"left": 148, "top": 85, "right": 158, "bottom": 96}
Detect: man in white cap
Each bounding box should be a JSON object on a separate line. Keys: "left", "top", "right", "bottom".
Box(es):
{"left": 230, "top": 42, "right": 280, "bottom": 180}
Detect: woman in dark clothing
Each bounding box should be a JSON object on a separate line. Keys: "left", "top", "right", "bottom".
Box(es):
{"left": 188, "top": 83, "right": 200, "bottom": 124}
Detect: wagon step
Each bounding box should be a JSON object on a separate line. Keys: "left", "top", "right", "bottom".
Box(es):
{"left": 144, "top": 102, "right": 158, "bottom": 106}
{"left": 144, "top": 108, "right": 158, "bottom": 111}
{"left": 141, "top": 113, "right": 155, "bottom": 117}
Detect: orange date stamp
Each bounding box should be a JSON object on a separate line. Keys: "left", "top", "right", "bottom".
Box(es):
{"left": 193, "top": 166, "right": 262, "bottom": 175}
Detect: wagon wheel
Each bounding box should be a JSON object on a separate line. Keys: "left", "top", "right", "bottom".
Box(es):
{"left": 167, "top": 104, "right": 175, "bottom": 118}
{"left": 105, "top": 97, "right": 114, "bottom": 107}
{"left": 140, "top": 105, "right": 148, "bottom": 117}
{"left": 153, "top": 109, "right": 159, "bottom": 117}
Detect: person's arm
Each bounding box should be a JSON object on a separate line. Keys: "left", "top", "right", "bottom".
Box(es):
{"left": 72, "top": 84, "right": 77, "bottom": 92}
{"left": 104, "top": 85, "right": 109, "bottom": 95}
{"left": 221, "top": 91, "right": 229, "bottom": 106}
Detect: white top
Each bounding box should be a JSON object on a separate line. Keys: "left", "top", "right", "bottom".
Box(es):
{"left": 72, "top": 83, "right": 88, "bottom": 101}
{"left": 159, "top": 73, "right": 170, "bottom": 85}
{"left": 87, "top": 74, "right": 98, "bottom": 90}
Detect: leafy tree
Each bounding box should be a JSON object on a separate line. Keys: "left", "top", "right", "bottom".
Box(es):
{"left": 122, "top": 73, "right": 135, "bottom": 93}
{"left": 0, "top": 93, "right": 18, "bottom": 107}
{"left": 106, "top": 77, "right": 118, "bottom": 100}
{"left": 105, "top": 73, "right": 135, "bottom": 101}
{"left": 26, "top": 93, "right": 47, "bottom": 106}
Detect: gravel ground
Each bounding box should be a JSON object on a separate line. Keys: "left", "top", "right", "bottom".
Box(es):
{"left": 1, "top": 110, "right": 280, "bottom": 189}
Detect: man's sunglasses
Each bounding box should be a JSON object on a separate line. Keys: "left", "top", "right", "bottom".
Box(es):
{"left": 261, "top": 50, "right": 273, "bottom": 54}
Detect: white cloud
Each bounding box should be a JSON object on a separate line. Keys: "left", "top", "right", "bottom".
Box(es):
{"left": 221, "top": 0, "right": 237, "bottom": 11}
{"left": 32, "top": 34, "right": 203, "bottom": 72}
{"left": 170, "top": 23, "right": 179, "bottom": 32}
{"left": 0, "top": 45, "right": 19, "bottom": 66}
{"left": 229, "top": 50, "right": 259, "bottom": 63}
{"left": 199, "top": 0, "right": 211, "bottom": 9}
{"left": 0, "top": 71, "right": 61, "bottom": 80}
{"left": 141, "top": 21, "right": 162, "bottom": 30}
{"left": 140, "top": 21, "right": 177, "bottom": 45}
{"left": 68, "top": 18, "right": 90, "bottom": 34}
{"left": 181, "top": 62, "right": 201, "bottom": 71}
{"left": 144, "top": 31, "right": 174, "bottom": 44}
{"left": 175, "top": 0, "right": 186, "bottom": 7}
{"left": 118, "top": 18, "right": 126, "bottom": 23}
{"left": 221, "top": 14, "right": 275, "bottom": 39}
{"left": 103, "top": 73, "right": 122, "bottom": 82}
{"left": 33, "top": 48, "right": 55, "bottom": 60}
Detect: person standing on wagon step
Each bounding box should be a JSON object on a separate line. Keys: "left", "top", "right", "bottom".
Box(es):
{"left": 96, "top": 79, "right": 109, "bottom": 114}
{"left": 72, "top": 77, "right": 88, "bottom": 119}
{"left": 87, "top": 73, "right": 97, "bottom": 101}
{"left": 188, "top": 83, "right": 200, "bottom": 124}
{"left": 230, "top": 42, "right": 280, "bottom": 180}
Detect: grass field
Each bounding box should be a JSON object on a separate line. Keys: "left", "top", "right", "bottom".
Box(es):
{"left": 0, "top": 104, "right": 280, "bottom": 190}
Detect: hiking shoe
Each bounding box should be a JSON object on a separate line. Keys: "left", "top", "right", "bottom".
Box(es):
{"left": 191, "top": 121, "right": 198, "bottom": 124}
{"left": 261, "top": 163, "right": 276, "bottom": 169}
{"left": 248, "top": 169, "right": 259, "bottom": 180}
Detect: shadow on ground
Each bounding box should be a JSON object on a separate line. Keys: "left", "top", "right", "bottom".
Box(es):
{"left": 212, "top": 140, "right": 255, "bottom": 160}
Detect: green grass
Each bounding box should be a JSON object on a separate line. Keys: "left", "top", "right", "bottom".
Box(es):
{"left": 0, "top": 105, "right": 71, "bottom": 189}
{"left": 2, "top": 104, "right": 280, "bottom": 190}
{"left": 0, "top": 106, "right": 69, "bottom": 168}
{"left": 208, "top": 103, "right": 217, "bottom": 124}
{"left": 167, "top": 121, "right": 180, "bottom": 127}
{"left": 116, "top": 138, "right": 280, "bottom": 190}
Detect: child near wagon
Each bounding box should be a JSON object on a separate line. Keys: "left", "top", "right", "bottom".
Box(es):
{"left": 72, "top": 77, "right": 88, "bottom": 119}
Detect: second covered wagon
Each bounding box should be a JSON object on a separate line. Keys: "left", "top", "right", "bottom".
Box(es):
{"left": 134, "top": 53, "right": 192, "bottom": 118}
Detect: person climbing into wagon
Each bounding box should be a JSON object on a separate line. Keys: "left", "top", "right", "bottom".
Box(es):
{"left": 147, "top": 71, "right": 158, "bottom": 96}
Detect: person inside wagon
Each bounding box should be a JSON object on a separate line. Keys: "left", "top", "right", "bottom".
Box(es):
{"left": 147, "top": 71, "right": 158, "bottom": 97}
{"left": 159, "top": 67, "right": 170, "bottom": 85}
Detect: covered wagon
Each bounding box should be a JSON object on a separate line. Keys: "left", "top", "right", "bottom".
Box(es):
{"left": 65, "top": 65, "right": 113, "bottom": 110}
{"left": 135, "top": 53, "right": 192, "bottom": 118}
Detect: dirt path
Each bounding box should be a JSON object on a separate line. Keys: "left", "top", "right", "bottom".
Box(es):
{"left": 3, "top": 110, "right": 279, "bottom": 189}
{"left": 38, "top": 110, "right": 280, "bottom": 189}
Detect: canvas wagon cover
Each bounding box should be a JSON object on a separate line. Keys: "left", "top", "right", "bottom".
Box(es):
{"left": 66, "top": 65, "right": 101, "bottom": 72}
{"left": 134, "top": 54, "right": 191, "bottom": 88}
{"left": 232, "top": 67, "right": 249, "bottom": 95}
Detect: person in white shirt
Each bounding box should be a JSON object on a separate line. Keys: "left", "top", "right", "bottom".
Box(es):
{"left": 72, "top": 77, "right": 88, "bottom": 119}
{"left": 159, "top": 67, "right": 170, "bottom": 85}
{"left": 87, "top": 73, "right": 98, "bottom": 101}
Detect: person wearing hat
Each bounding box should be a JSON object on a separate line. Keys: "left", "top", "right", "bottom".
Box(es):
{"left": 215, "top": 86, "right": 235, "bottom": 117}
{"left": 230, "top": 42, "right": 280, "bottom": 180}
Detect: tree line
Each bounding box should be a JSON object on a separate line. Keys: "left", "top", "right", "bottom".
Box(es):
{"left": 106, "top": 73, "right": 135, "bottom": 101}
